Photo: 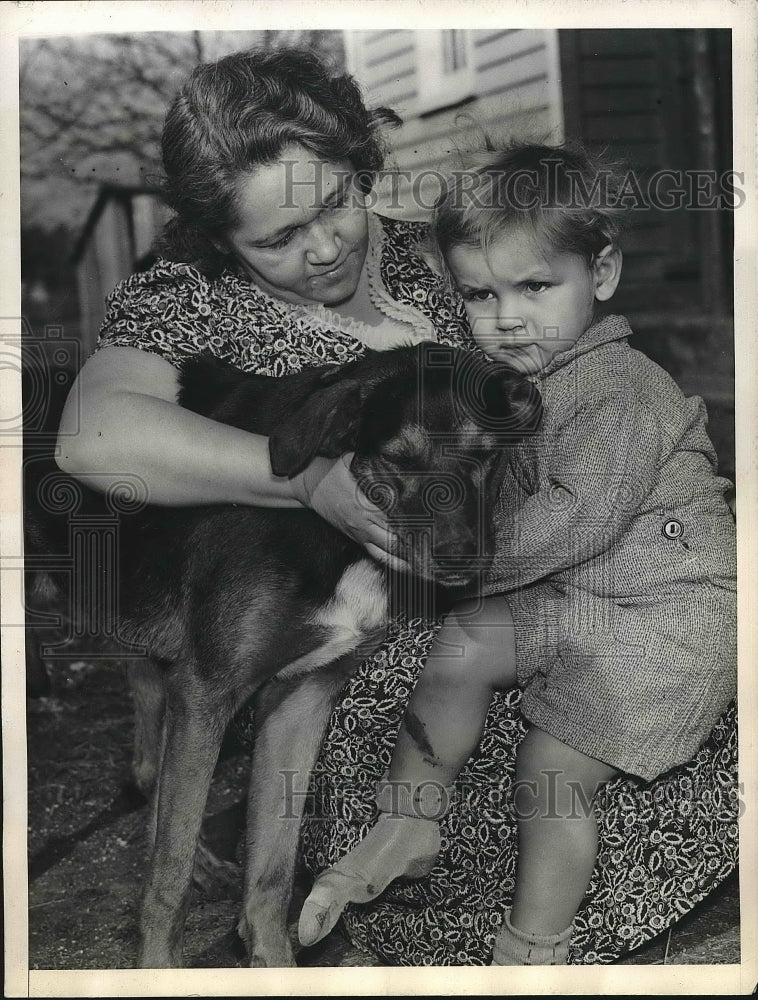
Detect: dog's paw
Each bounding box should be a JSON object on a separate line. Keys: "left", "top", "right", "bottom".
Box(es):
{"left": 238, "top": 916, "right": 297, "bottom": 968}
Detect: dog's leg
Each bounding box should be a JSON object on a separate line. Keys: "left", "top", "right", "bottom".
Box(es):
{"left": 127, "top": 659, "right": 166, "bottom": 800}
{"left": 128, "top": 658, "right": 242, "bottom": 898}
{"left": 138, "top": 676, "right": 227, "bottom": 968}
{"left": 238, "top": 658, "right": 358, "bottom": 968}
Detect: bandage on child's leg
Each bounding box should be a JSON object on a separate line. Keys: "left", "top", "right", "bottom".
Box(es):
{"left": 297, "top": 776, "right": 453, "bottom": 947}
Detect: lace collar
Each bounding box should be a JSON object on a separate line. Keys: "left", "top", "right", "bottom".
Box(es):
{"left": 293, "top": 213, "right": 435, "bottom": 349}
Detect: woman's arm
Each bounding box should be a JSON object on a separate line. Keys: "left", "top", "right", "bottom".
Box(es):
{"left": 56, "top": 346, "right": 406, "bottom": 568}
{"left": 56, "top": 346, "right": 303, "bottom": 506}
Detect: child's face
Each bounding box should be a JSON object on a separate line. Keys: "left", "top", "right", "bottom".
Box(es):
{"left": 446, "top": 228, "right": 621, "bottom": 375}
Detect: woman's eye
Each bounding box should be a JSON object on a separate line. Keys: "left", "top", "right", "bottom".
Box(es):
{"left": 267, "top": 230, "right": 296, "bottom": 250}
{"left": 264, "top": 197, "right": 346, "bottom": 250}
{"left": 524, "top": 281, "right": 549, "bottom": 293}
{"left": 326, "top": 194, "right": 347, "bottom": 214}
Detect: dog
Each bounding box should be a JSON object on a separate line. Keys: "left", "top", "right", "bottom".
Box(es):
{"left": 34, "top": 341, "right": 542, "bottom": 967}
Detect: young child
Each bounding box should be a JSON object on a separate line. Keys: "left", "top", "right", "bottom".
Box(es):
{"left": 297, "top": 143, "right": 737, "bottom": 965}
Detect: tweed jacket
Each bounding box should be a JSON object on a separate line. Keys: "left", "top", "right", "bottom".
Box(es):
{"left": 486, "top": 314, "right": 736, "bottom": 600}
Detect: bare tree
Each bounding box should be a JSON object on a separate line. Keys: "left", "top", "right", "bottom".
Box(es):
{"left": 20, "top": 30, "right": 345, "bottom": 230}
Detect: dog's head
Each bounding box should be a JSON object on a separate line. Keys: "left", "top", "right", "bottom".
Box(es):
{"left": 269, "top": 342, "right": 542, "bottom": 586}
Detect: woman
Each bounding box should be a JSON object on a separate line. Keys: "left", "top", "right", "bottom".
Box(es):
{"left": 58, "top": 47, "right": 738, "bottom": 966}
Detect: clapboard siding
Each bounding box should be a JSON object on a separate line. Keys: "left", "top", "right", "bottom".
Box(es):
{"left": 348, "top": 28, "right": 731, "bottom": 317}
{"left": 472, "top": 27, "right": 547, "bottom": 68}
{"left": 366, "top": 53, "right": 415, "bottom": 88}
{"left": 364, "top": 30, "right": 403, "bottom": 43}
{"left": 389, "top": 85, "right": 560, "bottom": 164}
{"left": 386, "top": 109, "right": 556, "bottom": 176}
{"left": 364, "top": 39, "right": 414, "bottom": 69}
{"left": 475, "top": 51, "right": 550, "bottom": 99}
{"left": 470, "top": 28, "right": 558, "bottom": 111}
{"left": 347, "top": 28, "right": 563, "bottom": 187}
{"left": 365, "top": 59, "right": 417, "bottom": 100}
{"left": 473, "top": 28, "right": 519, "bottom": 49}
{"left": 354, "top": 30, "right": 419, "bottom": 108}
{"left": 362, "top": 30, "right": 413, "bottom": 55}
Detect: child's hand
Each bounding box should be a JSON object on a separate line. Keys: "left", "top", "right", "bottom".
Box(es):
{"left": 292, "top": 453, "right": 411, "bottom": 572}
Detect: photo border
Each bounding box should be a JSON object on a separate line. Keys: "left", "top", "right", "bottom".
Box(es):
{"left": 2, "top": 1, "right": 756, "bottom": 995}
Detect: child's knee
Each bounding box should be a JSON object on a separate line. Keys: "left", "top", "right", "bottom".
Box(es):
{"left": 428, "top": 595, "right": 517, "bottom": 686}
{"left": 439, "top": 596, "right": 513, "bottom": 644}
{"left": 515, "top": 727, "right": 619, "bottom": 813}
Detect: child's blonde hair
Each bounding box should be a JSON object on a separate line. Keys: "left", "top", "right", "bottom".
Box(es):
{"left": 428, "top": 142, "right": 628, "bottom": 271}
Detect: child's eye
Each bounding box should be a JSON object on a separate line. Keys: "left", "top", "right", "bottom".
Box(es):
{"left": 524, "top": 281, "right": 549, "bottom": 293}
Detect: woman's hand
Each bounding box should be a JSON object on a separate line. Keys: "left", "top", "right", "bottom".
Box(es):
{"left": 292, "top": 453, "right": 411, "bottom": 573}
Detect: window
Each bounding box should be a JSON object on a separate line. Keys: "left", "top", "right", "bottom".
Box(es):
{"left": 415, "top": 29, "right": 475, "bottom": 115}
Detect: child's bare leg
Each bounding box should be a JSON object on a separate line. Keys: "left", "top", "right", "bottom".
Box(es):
{"left": 492, "top": 727, "right": 618, "bottom": 964}
{"left": 298, "top": 595, "right": 517, "bottom": 946}
{"left": 389, "top": 594, "right": 517, "bottom": 783}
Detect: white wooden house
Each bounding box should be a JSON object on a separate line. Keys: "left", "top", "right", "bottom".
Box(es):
{"left": 72, "top": 28, "right": 568, "bottom": 353}
{"left": 345, "top": 28, "right": 565, "bottom": 201}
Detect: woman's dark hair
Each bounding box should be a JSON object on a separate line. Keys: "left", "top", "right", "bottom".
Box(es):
{"left": 427, "top": 141, "right": 628, "bottom": 276}
{"left": 157, "top": 47, "right": 400, "bottom": 271}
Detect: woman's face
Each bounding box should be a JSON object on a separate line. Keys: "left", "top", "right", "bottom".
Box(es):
{"left": 224, "top": 144, "right": 369, "bottom": 307}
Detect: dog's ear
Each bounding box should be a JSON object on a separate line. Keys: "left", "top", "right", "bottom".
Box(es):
{"left": 269, "top": 378, "right": 366, "bottom": 478}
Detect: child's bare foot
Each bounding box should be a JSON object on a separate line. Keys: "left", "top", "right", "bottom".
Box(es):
{"left": 298, "top": 813, "right": 441, "bottom": 946}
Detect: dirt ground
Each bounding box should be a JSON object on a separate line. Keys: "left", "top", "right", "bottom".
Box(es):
{"left": 26, "top": 648, "right": 740, "bottom": 972}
